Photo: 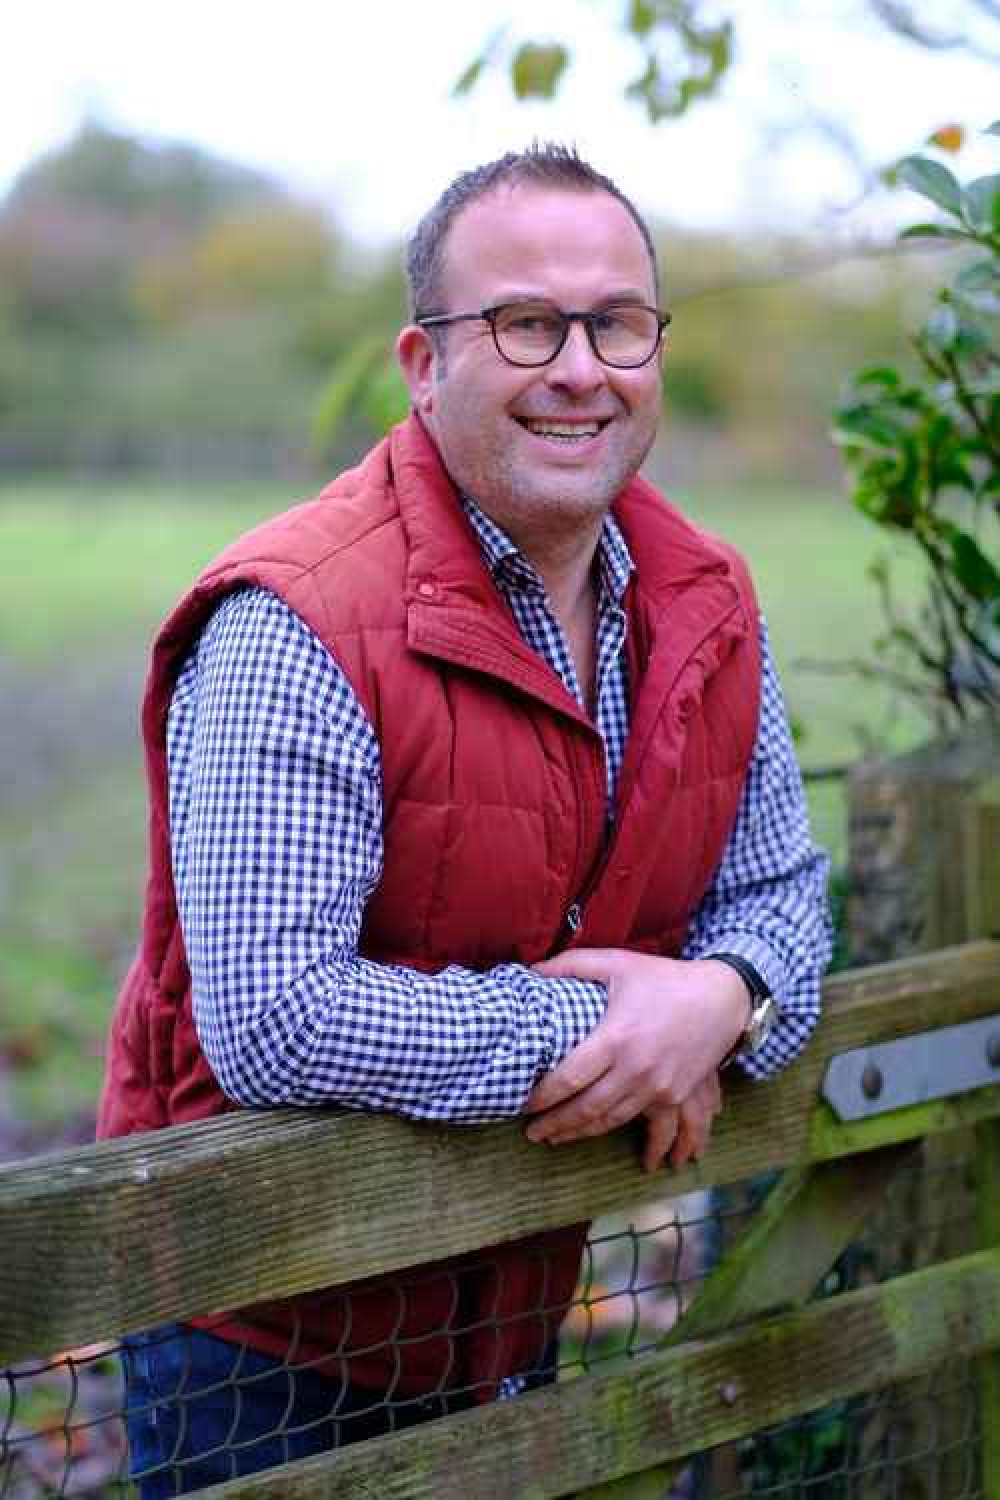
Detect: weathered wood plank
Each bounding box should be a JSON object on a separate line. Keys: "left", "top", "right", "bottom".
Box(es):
{"left": 977, "top": 1117, "right": 1000, "bottom": 1500}
{"left": 574, "top": 1147, "right": 920, "bottom": 1499}
{"left": 846, "top": 724, "right": 999, "bottom": 963}
{"left": 968, "top": 779, "right": 1000, "bottom": 943}
{"left": 192, "top": 1247, "right": 1000, "bottom": 1500}
{"left": 2, "top": 943, "right": 999, "bottom": 1364}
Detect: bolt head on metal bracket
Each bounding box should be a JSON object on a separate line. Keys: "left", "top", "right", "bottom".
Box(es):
{"left": 821, "top": 1014, "right": 1000, "bottom": 1121}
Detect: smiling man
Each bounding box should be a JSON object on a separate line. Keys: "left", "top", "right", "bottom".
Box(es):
{"left": 100, "top": 145, "right": 832, "bottom": 1494}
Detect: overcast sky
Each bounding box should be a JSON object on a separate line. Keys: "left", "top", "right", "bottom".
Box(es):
{"left": 4, "top": 0, "right": 998, "bottom": 245}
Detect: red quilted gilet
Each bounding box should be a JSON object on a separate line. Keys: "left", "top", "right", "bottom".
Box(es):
{"left": 98, "top": 414, "right": 761, "bottom": 1400}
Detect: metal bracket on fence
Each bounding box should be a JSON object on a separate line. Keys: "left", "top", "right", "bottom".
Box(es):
{"left": 821, "top": 1014, "right": 1000, "bottom": 1121}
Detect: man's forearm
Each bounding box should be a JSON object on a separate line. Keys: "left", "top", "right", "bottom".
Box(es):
{"left": 192, "top": 954, "right": 606, "bottom": 1122}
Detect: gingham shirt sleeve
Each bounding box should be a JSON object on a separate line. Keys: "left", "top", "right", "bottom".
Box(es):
{"left": 167, "top": 587, "right": 606, "bottom": 1123}
{"left": 681, "top": 619, "right": 833, "bottom": 1077}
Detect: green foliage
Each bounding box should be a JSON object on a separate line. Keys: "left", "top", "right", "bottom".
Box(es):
{"left": 510, "top": 42, "right": 570, "bottom": 100}
{"left": 833, "top": 143, "right": 1000, "bottom": 729}
{"left": 312, "top": 334, "right": 409, "bottom": 455}
{"left": 623, "top": 1, "right": 732, "bottom": 123}
{"left": 455, "top": 1, "right": 732, "bottom": 123}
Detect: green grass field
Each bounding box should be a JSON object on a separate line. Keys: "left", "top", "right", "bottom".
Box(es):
{"left": 0, "top": 479, "right": 927, "bottom": 1133}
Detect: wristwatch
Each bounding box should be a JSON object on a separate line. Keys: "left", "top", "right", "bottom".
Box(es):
{"left": 712, "top": 953, "right": 781, "bottom": 1063}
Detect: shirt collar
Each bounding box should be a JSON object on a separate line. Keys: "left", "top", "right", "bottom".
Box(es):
{"left": 461, "top": 495, "right": 634, "bottom": 606}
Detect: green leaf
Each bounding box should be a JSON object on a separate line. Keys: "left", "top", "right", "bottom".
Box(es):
{"left": 312, "top": 333, "right": 396, "bottom": 447}
{"left": 963, "top": 174, "right": 1000, "bottom": 235}
{"left": 452, "top": 26, "right": 508, "bottom": 98}
{"left": 955, "top": 259, "right": 998, "bottom": 293}
{"left": 363, "top": 357, "right": 410, "bottom": 433}
{"left": 832, "top": 406, "right": 905, "bottom": 449}
{"left": 899, "top": 222, "right": 968, "bottom": 241}
{"left": 855, "top": 481, "right": 918, "bottom": 528}
{"left": 953, "top": 314, "right": 993, "bottom": 357}
{"left": 453, "top": 56, "right": 486, "bottom": 97}
{"left": 510, "top": 42, "right": 569, "bottom": 100}
{"left": 925, "top": 301, "right": 959, "bottom": 350}
{"left": 853, "top": 366, "right": 902, "bottom": 393}
{"left": 949, "top": 532, "right": 1000, "bottom": 602}
{"left": 627, "top": 0, "right": 656, "bottom": 38}
{"left": 895, "top": 155, "right": 964, "bottom": 218}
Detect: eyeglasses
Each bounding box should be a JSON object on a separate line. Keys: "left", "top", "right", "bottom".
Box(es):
{"left": 415, "top": 299, "right": 671, "bottom": 370}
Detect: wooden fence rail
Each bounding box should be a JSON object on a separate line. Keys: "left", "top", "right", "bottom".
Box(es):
{"left": 3, "top": 941, "right": 999, "bottom": 1368}
{"left": 3, "top": 939, "right": 1000, "bottom": 1499}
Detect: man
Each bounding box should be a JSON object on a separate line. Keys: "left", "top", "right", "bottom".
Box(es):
{"left": 101, "top": 144, "right": 831, "bottom": 1494}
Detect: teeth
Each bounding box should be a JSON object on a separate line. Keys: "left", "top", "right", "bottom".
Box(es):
{"left": 523, "top": 420, "right": 601, "bottom": 439}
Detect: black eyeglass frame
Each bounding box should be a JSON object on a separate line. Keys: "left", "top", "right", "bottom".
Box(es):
{"left": 414, "top": 301, "right": 672, "bottom": 370}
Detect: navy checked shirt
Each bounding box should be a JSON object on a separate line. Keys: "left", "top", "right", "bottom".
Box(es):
{"left": 167, "top": 500, "right": 832, "bottom": 1122}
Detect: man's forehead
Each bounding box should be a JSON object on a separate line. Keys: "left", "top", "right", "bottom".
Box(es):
{"left": 439, "top": 185, "right": 655, "bottom": 300}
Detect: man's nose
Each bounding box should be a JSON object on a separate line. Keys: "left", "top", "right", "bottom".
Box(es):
{"left": 544, "top": 320, "right": 606, "bottom": 391}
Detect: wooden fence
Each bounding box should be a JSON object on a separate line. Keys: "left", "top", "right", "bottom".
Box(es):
{"left": 3, "top": 741, "right": 999, "bottom": 1497}
{"left": 3, "top": 936, "right": 1000, "bottom": 1498}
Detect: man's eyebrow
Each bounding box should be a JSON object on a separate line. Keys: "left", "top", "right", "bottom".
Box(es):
{"left": 487, "top": 287, "right": 653, "bottom": 306}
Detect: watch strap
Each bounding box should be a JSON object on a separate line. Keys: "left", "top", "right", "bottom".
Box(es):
{"left": 711, "top": 951, "right": 771, "bottom": 1000}
{"left": 712, "top": 953, "right": 774, "bottom": 1067}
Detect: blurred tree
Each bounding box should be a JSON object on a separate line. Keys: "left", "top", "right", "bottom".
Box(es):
{"left": 0, "top": 122, "right": 367, "bottom": 473}
{"left": 134, "top": 205, "right": 340, "bottom": 323}
{"left": 0, "top": 122, "right": 284, "bottom": 340}
{"left": 6, "top": 119, "right": 275, "bottom": 228}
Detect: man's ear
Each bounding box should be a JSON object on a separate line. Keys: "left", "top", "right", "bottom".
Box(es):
{"left": 396, "top": 325, "right": 437, "bottom": 418}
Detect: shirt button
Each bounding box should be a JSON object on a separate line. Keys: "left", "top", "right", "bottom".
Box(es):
{"left": 416, "top": 580, "right": 438, "bottom": 601}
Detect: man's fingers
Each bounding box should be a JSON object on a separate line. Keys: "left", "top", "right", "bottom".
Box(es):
{"left": 525, "top": 1070, "right": 633, "bottom": 1140}
{"left": 669, "top": 1083, "right": 719, "bottom": 1167}
{"left": 524, "top": 1033, "right": 612, "bottom": 1113}
{"left": 532, "top": 947, "right": 622, "bottom": 985}
{"left": 642, "top": 1108, "right": 679, "bottom": 1174}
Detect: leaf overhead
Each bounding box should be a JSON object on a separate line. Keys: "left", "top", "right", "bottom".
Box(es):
{"left": 452, "top": 56, "right": 487, "bottom": 97}
{"left": 510, "top": 42, "right": 570, "bottom": 100}
{"left": 898, "top": 222, "right": 968, "bottom": 241}
{"left": 963, "top": 174, "right": 1000, "bottom": 236}
{"left": 895, "top": 155, "right": 964, "bottom": 218}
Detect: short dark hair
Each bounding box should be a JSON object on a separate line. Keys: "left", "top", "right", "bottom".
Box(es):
{"left": 405, "top": 143, "right": 659, "bottom": 318}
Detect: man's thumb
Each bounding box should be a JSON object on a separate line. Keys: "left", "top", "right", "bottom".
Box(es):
{"left": 533, "top": 947, "right": 619, "bottom": 984}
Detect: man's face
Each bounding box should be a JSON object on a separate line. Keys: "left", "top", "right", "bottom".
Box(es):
{"left": 398, "top": 186, "right": 664, "bottom": 538}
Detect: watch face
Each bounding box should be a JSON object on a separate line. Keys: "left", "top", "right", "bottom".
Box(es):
{"left": 747, "top": 995, "right": 778, "bottom": 1052}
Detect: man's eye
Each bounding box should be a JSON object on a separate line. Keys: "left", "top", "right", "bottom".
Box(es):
{"left": 506, "top": 308, "right": 561, "bottom": 333}
{"left": 593, "top": 310, "right": 630, "bottom": 334}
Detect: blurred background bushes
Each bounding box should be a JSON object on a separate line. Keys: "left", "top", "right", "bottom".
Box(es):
{"left": 0, "top": 119, "right": 931, "bottom": 486}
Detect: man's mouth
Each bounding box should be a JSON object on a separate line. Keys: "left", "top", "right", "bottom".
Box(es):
{"left": 514, "top": 417, "right": 610, "bottom": 442}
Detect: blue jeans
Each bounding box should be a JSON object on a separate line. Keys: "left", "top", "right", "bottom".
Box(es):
{"left": 122, "top": 1323, "right": 556, "bottom": 1497}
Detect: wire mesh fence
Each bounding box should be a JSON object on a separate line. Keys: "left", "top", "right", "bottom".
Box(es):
{"left": 1, "top": 1141, "right": 985, "bottom": 1499}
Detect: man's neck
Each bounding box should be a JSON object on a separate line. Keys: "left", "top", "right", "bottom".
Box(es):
{"left": 504, "top": 517, "right": 603, "bottom": 715}
{"left": 490, "top": 509, "right": 605, "bottom": 624}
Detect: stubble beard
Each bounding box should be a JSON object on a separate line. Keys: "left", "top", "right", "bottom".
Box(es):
{"left": 467, "top": 421, "right": 655, "bottom": 544}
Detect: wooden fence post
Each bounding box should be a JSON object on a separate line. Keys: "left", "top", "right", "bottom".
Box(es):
{"left": 972, "top": 783, "right": 1000, "bottom": 1500}
{"left": 846, "top": 722, "right": 999, "bottom": 965}
{"left": 846, "top": 723, "right": 1000, "bottom": 1498}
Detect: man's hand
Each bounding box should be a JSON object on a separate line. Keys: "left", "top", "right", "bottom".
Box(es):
{"left": 523, "top": 949, "right": 747, "bottom": 1168}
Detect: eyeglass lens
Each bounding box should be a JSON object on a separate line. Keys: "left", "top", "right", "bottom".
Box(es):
{"left": 492, "top": 302, "right": 661, "bottom": 367}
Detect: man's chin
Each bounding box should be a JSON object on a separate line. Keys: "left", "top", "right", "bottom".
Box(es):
{"left": 517, "top": 460, "right": 634, "bottom": 515}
